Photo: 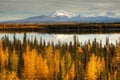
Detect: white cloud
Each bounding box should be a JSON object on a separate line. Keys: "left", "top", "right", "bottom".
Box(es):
{"left": 0, "top": 0, "right": 120, "bottom": 21}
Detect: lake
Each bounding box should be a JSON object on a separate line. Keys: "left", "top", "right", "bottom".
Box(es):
{"left": 0, "top": 32, "right": 120, "bottom": 45}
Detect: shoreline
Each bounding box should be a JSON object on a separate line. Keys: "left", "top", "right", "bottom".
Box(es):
{"left": 0, "top": 23, "right": 120, "bottom": 33}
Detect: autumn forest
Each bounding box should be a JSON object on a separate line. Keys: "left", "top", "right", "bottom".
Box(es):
{"left": 0, "top": 33, "right": 120, "bottom": 80}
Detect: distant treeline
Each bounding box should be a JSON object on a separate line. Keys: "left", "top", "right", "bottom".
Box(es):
{"left": 0, "top": 33, "right": 120, "bottom": 80}
{"left": 0, "top": 23, "right": 120, "bottom": 33}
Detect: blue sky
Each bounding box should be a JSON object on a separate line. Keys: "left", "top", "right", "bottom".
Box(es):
{"left": 0, "top": 0, "right": 120, "bottom": 21}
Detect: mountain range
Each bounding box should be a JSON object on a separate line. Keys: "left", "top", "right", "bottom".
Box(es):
{"left": 1, "top": 10, "right": 120, "bottom": 23}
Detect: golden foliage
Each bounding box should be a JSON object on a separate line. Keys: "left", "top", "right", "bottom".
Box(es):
{"left": 35, "top": 54, "right": 49, "bottom": 80}
{"left": 69, "top": 62, "right": 75, "bottom": 80}
{"left": 112, "top": 43, "right": 120, "bottom": 80}
{"left": 22, "top": 45, "right": 36, "bottom": 79}
{"left": 96, "top": 57, "right": 105, "bottom": 76}
{"left": 65, "top": 73, "right": 69, "bottom": 80}
{"left": 0, "top": 39, "right": 118, "bottom": 80}
{"left": 61, "top": 56, "right": 66, "bottom": 79}
{"left": 45, "top": 46, "right": 53, "bottom": 60}
{"left": 10, "top": 49, "right": 19, "bottom": 71}
{"left": 112, "top": 43, "right": 120, "bottom": 65}
{"left": 45, "top": 46, "right": 54, "bottom": 79}
{"left": 0, "top": 70, "right": 19, "bottom": 80}
{"left": 64, "top": 63, "right": 75, "bottom": 80}
{"left": 86, "top": 54, "right": 105, "bottom": 80}
{"left": 113, "top": 70, "right": 117, "bottom": 80}
{"left": 0, "top": 41, "right": 8, "bottom": 69}
{"left": 78, "top": 47, "right": 83, "bottom": 53}
{"left": 60, "top": 51, "right": 75, "bottom": 80}
{"left": 7, "top": 71, "right": 19, "bottom": 80}
{"left": 86, "top": 54, "right": 97, "bottom": 80}
{"left": 87, "top": 44, "right": 91, "bottom": 52}
{"left": 54, "top": 49, "right": 60, "bottom": 73}
{"left": 54, "top": 49, "right": 60, "bottom": 80}
{"left": 64, "top": 51, "right": 72, "bottom": 71}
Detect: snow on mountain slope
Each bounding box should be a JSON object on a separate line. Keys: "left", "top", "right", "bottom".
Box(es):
{"left": 0, "top": 10, "right": 120, "bottom": 23}
{"left": 50, "top": 10, "right": 75, "bottom": 18}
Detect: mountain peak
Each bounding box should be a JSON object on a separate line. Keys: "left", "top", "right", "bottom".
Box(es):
{"left": 1, "top": 10, "right": 120, "bottom": 23}
{"left": 50, "top": 10, "right": 75, "bottom": 18}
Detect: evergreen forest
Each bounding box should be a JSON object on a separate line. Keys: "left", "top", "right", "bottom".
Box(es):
{"left": 0, "top": 33, "right": 120, "bottom": 80}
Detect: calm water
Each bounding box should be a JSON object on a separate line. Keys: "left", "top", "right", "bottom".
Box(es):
{"left": 0, "top": 33, "right": 120, "bottom": 45}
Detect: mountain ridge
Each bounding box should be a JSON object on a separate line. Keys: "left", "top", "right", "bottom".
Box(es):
{"left": 0, "top": 10, "right": 120, "bottom": 23}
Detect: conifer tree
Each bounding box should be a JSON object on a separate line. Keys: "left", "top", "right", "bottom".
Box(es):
{"left": 54, "top": 49, "right": 60, "bottom": 80}
{"left": 22, "top": 45, "right": 36, "bottom": 79}
{"left": 45, "top": 46, "right": 54, "bottom": 79}
{"left": 35, "top": 54, "right": 49, "bottom": 80}
{"left": 10, "top": 48, "right": 19, "bottom": 72}
{"left": 86, "top": 54, "right": 105, "bottom": 80}
{"left": 86, "top": 54, "right": 97, "bottom": 80}
{"left": 0, "top": 70, "right": 19, "bottom": 80}
{"left": 112, "top": 42, "right": 120, "bottom": 80}
{"left": 0, "top": 41, "right": 8, "bottom": 70}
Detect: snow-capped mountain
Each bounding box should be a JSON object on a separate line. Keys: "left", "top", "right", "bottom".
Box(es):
{"left": 0, "top": 10, "right": 120, "bottom": 23}
{"left": 49, "top": 10, "right": 75, "bottom": 18}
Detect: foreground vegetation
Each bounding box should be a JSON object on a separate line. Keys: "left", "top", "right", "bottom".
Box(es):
{"left": 0, "top": 33, "right": 120, "bottom": 80}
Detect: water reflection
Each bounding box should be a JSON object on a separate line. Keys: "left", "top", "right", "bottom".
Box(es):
{"left": 0, "top": 33, "right": 119, "bottom": 45}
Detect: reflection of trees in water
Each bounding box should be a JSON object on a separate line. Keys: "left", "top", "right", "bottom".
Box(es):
{"left": 0, "top": 23, "right": 120, "bottom": 34}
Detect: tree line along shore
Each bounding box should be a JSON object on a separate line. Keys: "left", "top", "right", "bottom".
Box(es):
{"left": 0, "top": 23, "right": 120, "bottom": 33}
